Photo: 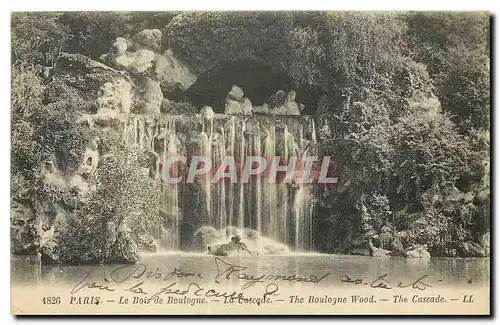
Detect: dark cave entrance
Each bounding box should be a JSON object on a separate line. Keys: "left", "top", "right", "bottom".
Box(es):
{"left": 184, "top": 60, "right": 323, "bottom": 114}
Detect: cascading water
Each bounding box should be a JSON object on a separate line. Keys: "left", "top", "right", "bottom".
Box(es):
{"left": 122, "top": 113, "right": 318, "bottom": 252}
{"left": 238, "top": 119, "right": 246, "bottom": 229}
{"left": 262, "top": 124, "right": 278, "bottom": 241}
{"left": 254, "top": 124, "right": 262, "bottom": 234}
{"left": 226, "top": 117, "right": 236, "bottom": 229}
{"left": 291, "top": 119, "right": 317, "bottom": 250}
{"left": 160, "top": 115, "right": 181, "bottom": 250}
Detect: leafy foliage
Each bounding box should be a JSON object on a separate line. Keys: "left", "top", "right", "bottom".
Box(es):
{"left": 57, "top": 147, "right": 161, "bottom": 264}
{"left": 407, "top": 12, "right": 490, "bottom": 131}
{"left": 11, "top": 12, "right": 69, "bottom": 65}
{"left": 11, "top": 64, "right": 45, "bottom": 176}
{"left": 166, "top": 12, "right": 407, "bottom": 98}
{"left": 315, "top": 46, "right": 489, "bottom": 254}
{"left": 11, "top": 63, "right": 92, "bottom": 178}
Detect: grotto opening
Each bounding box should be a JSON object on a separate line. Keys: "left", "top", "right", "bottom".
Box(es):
{"left": 184, "top": 60, "right": 323, "bottom": 114}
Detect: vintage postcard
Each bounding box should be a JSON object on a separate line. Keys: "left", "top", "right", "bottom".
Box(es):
{"left": 10, "top": 11, "right": 491, "bottom": 315}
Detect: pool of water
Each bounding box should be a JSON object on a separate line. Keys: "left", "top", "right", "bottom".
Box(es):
{"left": 11, "top": 252, "right": 490, "bottom": 289}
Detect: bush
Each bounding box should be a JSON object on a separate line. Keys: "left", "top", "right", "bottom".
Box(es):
{"left": 56, "top": 146, "right": 161, "bottom": 264}
{"left": 11, "top": 64, "right": 45, "bottom": 176}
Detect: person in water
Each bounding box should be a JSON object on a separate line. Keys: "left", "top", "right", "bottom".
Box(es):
{"left": 229, "top": 235, "right": 253, "bottom": 255}
{"left": 230, "top": 235, "right": 252, "bottom": 254}
{"left": 209, "top": 235, "right": 253, "bottom": 256}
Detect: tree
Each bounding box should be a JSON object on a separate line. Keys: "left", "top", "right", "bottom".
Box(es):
{"left": 407, "top": 12, "right": 490, "bottom": 131}
{"left": 11, "top": 12, "right": 69, "bottom": 65}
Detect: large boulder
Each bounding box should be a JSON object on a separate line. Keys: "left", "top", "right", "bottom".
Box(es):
{"left": 228, "top": 85, "right": 244, "bottom": 101}
{"left": 40, "top": 240, "right": 59, "bottom": 264}
{"left": 116, "top": 49, "right": 156, "bottom": 74}
{"left": 137, "top": 234, "right": 157, "bottom": 253}
{"left": 194, "top": 226, "right": 290, "bottom": 255}
{"left": 405, "top": 247, "right": 431, "bottom": 258}
{"left": 225, "top": 100, "right": 244, "bottom": 115}
{"left": 368, "top": 240, "right": 390, "bottom": 257}
{"left": 458, "top": 242, "right": 487, "bottom": 257}
{"left": 104, "top": 36, "right": 197, "bottom": 98}
{"left": 36, "top": 201, "right": 66, "bottom": 249}
{"left": 155, "top": 49, "right": 198, "bottom": 94}
{"left": 193, "top": 226, "right": 221, "bottom": 252}
{"left": 224, "top": 85, "right": 252, "bottom": 115}
{"left": 210, "top": 230, "right": 265, "bottom": 257}
{"left": 199, "top": 106, "right": 215, "bottom": 119}
{"left": 108, "top": 231, "right": 139, "bottom": 264}
{"left": 253, "top": 104, "right": 270, "bottom": 114}
{"left": 96, "top": 78, "right": 132, "bottom": 114}
{"left": 242, "top": 98, "right": 253, "bottom": 115}
{"left": 212, "top": 242, "right": 253, "bottom": 257}
{"left": 480, "top": 232, "right": 490, "bottom": 256}
{"left": 131, "top": 29, "right": 162, "bottom": 52}
{"left": 102, "top": 36, "right": 156, "bottom": 74}
{"left": 10, "top": 195, "right": 64, "bottom": 261}
{"left": 111, "top": 37, "right": 129, "bottom": 56}
{"left": 370, "top": 246, "right": 391, "bottom": 257}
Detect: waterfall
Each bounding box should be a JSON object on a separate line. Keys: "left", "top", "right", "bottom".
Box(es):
{"left": 262, "top": 124, "right": 278, "bottom": 241}
{"left": 238, "top": 119, "right": 246, "bottom": 229}
{"left": 226, "top": 116, "right": 236, "bottom": 230}
{"left": 160, "top": 115, "right": 181, "bottom": 250}
{"left": 133, "top": 117, "right": 139, "bottom": 145}
{"left": 255, "top": 124, "right": 262, "bottom": 234}
{"left": 310, "top": 117, "right": 317, "bottom": 144}
{"left": 122, "top": 114, "right": 318, "bottom": 252}
{"left": 211, "top": 123, "right": 227, "bottom": 231}
{"left": 201, "top": 115, "right": 213, "bottom": 219}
